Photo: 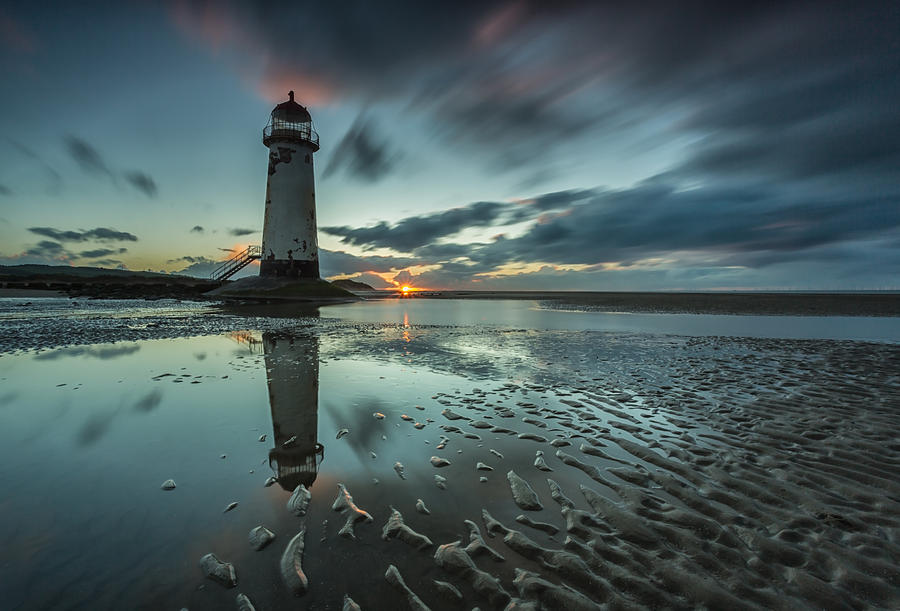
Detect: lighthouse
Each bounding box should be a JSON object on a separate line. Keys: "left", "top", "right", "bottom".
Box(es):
{"left": 261, "top": 91, "right": 320, "bottom": 279}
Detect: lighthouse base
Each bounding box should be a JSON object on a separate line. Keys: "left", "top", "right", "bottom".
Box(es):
{"left": 259, "top": 258, "right": 319, "bottom": 279}
{"left": 206, "top": 276, "right": 356, "bottom": 302}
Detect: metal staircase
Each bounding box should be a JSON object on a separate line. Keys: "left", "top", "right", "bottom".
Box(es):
{"left": 210, "top": 245, "right": 262, "bottom": 281}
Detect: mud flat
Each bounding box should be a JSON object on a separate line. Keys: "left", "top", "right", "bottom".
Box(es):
{"left": 0, "top": 300, "right": 898, "bottom": 610}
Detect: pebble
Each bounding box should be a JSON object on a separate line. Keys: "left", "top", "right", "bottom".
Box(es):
{"left": 394, "top": 462, "right": 406, "bottom": 479}
{"left": 258, "top": 434, "right": 266, "bottom": 442}
{"left": 332, "top": 483, "right": 374, "bottom": 538}
{"left": 343, "top": 594, "right": 362, "bottom": 611}
{"left": 336, "top": 428, "right": 349, "bottom": 439}
{"left": 414, "top": 422, "right": 426, "bottom": 429}
{"left": 430, "top": 456, "right": 451, "bottom": 468}
{"left": 433, "top": 580, "right": 463, "bottom": 601}
{"left": 400, "top": 414, "right": 414, "bottom": 421}
{"left": 249, "top": 525, "right": 276, "bottom": 551}
{"left": 373, "top": 412, "right": 385, "bottom": 419}
{"left": 476, "top": 462, "right": 493, "bottom": 471}
{"left": 549, "top": 438, "right": 571, "bottom": 448}
{"left": 161, "top": 479, "right": 176, "bottom": 491}
{"left": 199, "top": 553, "right": 237, "bottom": 588}
{"left": 480, "top": 476, "right": 489, "bottom": 483}
{"left": 534, "top": 451, "right": 553, "bottom": 472}
{"left": 415, "top": 499, "right": 430, "bottom": 515}
{"left": 515, "top": 514, "right": 560, "bottom": 535}
{"left": 435, "top": 474, "right": 447, "bottom": 490}
{"left": 490, "top": 449, "right": 504, "bottom": 459}
{"left": 224, "top": 502, "right": 239, "bottom": 513}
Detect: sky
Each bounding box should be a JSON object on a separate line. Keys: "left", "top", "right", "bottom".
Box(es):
{"left": 0, "top": 1, "right": 897, "bottom": 290}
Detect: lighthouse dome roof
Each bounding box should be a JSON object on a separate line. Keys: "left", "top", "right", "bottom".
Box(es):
{"left": 272, "top": 90, "right": 311, "bottom": 123}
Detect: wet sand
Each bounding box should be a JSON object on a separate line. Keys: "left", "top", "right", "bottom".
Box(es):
{"left": 0, "top": 300, "right": 898, "bottom": 609}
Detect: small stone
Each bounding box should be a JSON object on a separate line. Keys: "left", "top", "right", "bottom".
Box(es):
{"left": 161, "top": 479, "right": 176, "bottom": 491}
{"left": 200, "top": 553, "right": 237, "bottom": 588}
{"left": 394, "top": 462, "right": 406, "bottom": 479}
{"left": 220, "top": 454, "right": 227, "bottom": 459}
{"left": 549, "top": 438, "right": 571, "bottom": 448}
{"left": 431, "top": 456, "right": 451, "bottom": 468}
{"left": 370, "top": 451, "right": 377, "bottom": 459}
{"left": 490, "top": 449, "right": 504, "bottom": 459}
{"left": 400, "top": 414, "right": 414, "bottom": 421}
{"left": 249, "top": 526, "right": 276, "bottom": 551}
{"left": 280, "top": 530, "right": 308, "bottom": 595}
{"left": 433, "top": 580, "right": 463, "bottom": 601}
{"left": 224, "top": 502, "right": 239, "bottom": 513}
{"left": 414, "top": 422, "right": 425, "bottom": 429}
{"left": 336, "top": 428, "right": 349, "bottom": 439}
{"left": 507, "top": 471, "right": 542, "bottom": 511}
{"left": 480, "top": 476, "right": 488, "bottom": 483}
{"left": 258, "top": 434, "right": 266, "bottom": 442}
{"left": 343, "top": 594, "right": 362, "bottom": 611}
{"left": 476, "top": 462, "right": 493, "bottom": 471}
{"left": 435, "top": 474, "right": 447, "bottom": 490}
{"left": 373, "top": 412, "right": 385, "bottom": 419}
{"left": 415, "top": 499, "right": 430, "bottom": 515}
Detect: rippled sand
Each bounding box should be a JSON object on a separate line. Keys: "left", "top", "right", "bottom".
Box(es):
{"left": 1, "top": 300, "right": 898, "bottom": 610}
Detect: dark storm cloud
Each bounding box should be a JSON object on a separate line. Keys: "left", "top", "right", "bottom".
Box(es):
{"left": 319, "top": 249, "right": 418, "bottom": 277}
{"left": 28, "top": 227, "right": 138, "bottom": 242}
{"left": 79, "top": 247, "right": 127, "bottom": 259}
{"left": 176, "top": 2, "right": 900, "bottom": 182}
{"left": 25, "top": 240, "right": 68, "bottom": 258}
{"left": 124, "top": 171, "right": 158, "bottom": 198}
{"left": 65, "top": 135, "right": 113, "bottom": 179}
{"left": 229, "top": 228, "right": 257, "bottom": 236}
{"left": 190, "top": 225, "right": 204, "bottom": 233}
{"left": 323, "top": 117, "right": 400, "bottom": 182}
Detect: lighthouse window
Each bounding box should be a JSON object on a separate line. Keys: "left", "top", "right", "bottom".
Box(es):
{"left": 305, "top": 154, "right": 310, "bottom": 163}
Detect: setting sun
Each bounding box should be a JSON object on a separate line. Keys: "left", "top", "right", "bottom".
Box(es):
{"left": 401, "top": 286, "right": 411, "bottom": 293}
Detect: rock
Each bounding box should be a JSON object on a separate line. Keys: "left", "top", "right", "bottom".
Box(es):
{"left": 512, "top": 569, "right": 600, "bottom": 611}
{"left": 480, "top": 476, "right": 489, "bottom": 483}
{"left": 507, "top": 471, "right": 543, "bottom": 511}
{"left": 336, "top": 428, "right": 350, "bottom": 439}
{"left": 220, "top": 454, "right": 227, "bottom": 459}
{"left": 161, "top": 479, "right": 176, "bottom": 490}
{"left": 385, "top": 564, "right": 431, "bottom": 611}
{"left": 435, "top": 475, "right": 447, "bottom": 490}
{"left": 470, "top": 420, "right": 493, "bottom": 429}
{"left": 249, "top": 525, "right": 276, "bottom": 551}
{"left": 416, "top": 499, "right": 431, "bottom": 515}
{"left": 236, "top": 593, "right": 255, "bottom": 611}
{"left": 400, "top": 414, "right": 414, "bottom": 421}
{"left": 373, "top": 412, "right": 385, "bottom": 419}
{"left": 258, "top": 434, "right": 266, "bottom": 442}
{"left": 264, "top": 476, "right": 278, "bottom": 487}
{"left": 414, "top": 422, "right": 426, "bottom": 429}
{"left": 490, "top": 449, "right": 504, "bottom": 459}
{"left": 382, "top": 507, "right": 434, "bottom": 550}
{"left": 549, "top": 438, "right": 571, "bottom": 448}
{"left": 394, "top": 462, "right": 406, "bottom": 480}
{"left": 476, "top": 462, "right": 493, "bottom": 471}
{"left": 287, "top": 484, "right": 311, "bottom": 517}
{"left": 224, "top": 502, "right": 239, "bottom": 513}
{"left": 343, "top": 594, "right": 362, "bottom": 611}
{"left": 332, "top": 483, "right": 374, "bottom": 538}
{"left": 546, "top": 479, "right": 575, "bottom": 509}
{"left": 441, "top": 408, "right": 465, "bottom": 420}
{"left": 482, "top": 508, "right": 509, "bottom": 537}
{"left": 370, "top": 451, "right": 377, "bottom": 459}
{"left": 200, "top": 553, "right": 237, "bottom": 588}
{"left": 430, "top": 456, "right": 451, "bottom": 468}
{"left": 280, "top": 530, "right": 308, "bottom": 595}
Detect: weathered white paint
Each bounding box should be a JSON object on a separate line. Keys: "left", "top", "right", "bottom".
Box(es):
{"left": 265, "top": 332, "right": 320, "bottom": 489}
{"left": 261, "top": 140, "right": 318, "bottom": 265}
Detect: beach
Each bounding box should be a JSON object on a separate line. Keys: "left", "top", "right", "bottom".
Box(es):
{"left": 0, "top": 296, "right": 897, "bottom": 610}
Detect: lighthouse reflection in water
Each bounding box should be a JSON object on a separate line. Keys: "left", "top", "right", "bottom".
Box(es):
{"left": 263, "top": 331, "right": 323, "bottom": 491}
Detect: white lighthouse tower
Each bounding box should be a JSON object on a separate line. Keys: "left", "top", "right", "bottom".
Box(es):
{"left": 260, "top": 91, "right": 320, "bottom": 279}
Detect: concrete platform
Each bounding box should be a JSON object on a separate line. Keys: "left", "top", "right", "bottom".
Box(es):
{"left": 206, "top": 276, "right": 358, "bottom": 302}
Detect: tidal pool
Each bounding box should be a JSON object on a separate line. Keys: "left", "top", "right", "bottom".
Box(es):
{"left": 0, "top": 300, "right": 898, "bottom": 609}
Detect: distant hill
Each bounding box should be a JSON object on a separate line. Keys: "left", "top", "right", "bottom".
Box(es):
{"left": 332, "top": 278, "right": 377, "bottom": 292}
{"left": 0, "top": 264, "right": 178, "bottom": 280}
